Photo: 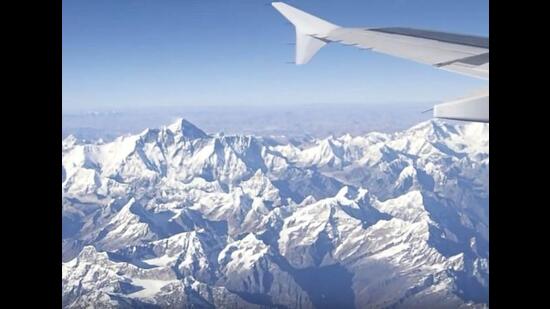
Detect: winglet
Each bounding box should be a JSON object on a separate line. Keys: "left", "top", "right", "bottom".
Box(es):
{"left": 272, "top": 2, "right": 339, "bottom": 64}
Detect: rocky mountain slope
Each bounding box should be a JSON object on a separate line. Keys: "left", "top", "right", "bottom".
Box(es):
{"left": 62, "top": 118, "right": 489, "bottom": 308}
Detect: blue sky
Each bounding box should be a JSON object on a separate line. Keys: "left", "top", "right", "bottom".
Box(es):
{"left": 62, "top": 0, "right": 488, "bottom": 110}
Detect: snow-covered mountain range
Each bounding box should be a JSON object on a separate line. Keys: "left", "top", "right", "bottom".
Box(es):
{"left": 62, "top": 118, "right": 489, "bottom": 308}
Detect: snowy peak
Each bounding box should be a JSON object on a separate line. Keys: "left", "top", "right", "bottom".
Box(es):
{"left": 405, "top": 119, "right": 454, "bottom": 139}
{"left": 62, "top": 118, "right": 489, "bottom": 308}
{"left": 166, "top": 118, "right": 208, "bottom": 140}
{"left": 218, "top": 233, "right": 269, "bottom": 271}
{"left": 240, "top": 169, "right": 280, "bottom": 203}
{"left": 62, "top": 134, "right": 79, "bottom": 150}
{"left": 374, "top": 190, "right": 429, "bottom": 223}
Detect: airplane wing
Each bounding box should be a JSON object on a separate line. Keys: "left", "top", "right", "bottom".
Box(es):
{"left": 272, "top": 2, "right": 489, "bottom": 122}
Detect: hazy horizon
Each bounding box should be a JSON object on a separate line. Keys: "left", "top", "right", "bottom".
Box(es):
{"left": 62, "top": 101, "right": 437, "bottom": 141}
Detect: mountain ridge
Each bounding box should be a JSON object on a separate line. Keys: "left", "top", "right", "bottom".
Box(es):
{"left": 62, "top": 118, "right": 489, "bottom": 308}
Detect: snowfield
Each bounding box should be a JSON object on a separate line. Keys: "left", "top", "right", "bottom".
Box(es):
{"left": 62, "top": 118, "right": 488, "bottom": 308}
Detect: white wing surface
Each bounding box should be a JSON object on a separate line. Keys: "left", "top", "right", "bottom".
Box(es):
{"left": 272, "top": 2, "right": 489, "bottom": 122}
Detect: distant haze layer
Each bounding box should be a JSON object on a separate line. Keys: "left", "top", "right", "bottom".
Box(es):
{"left": 62, "top": 102, "right": 435, "bottom": 141}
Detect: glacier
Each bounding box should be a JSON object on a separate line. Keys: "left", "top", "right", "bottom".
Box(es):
{"left": 62, "top": 118, "right": 489, "bottom": 308}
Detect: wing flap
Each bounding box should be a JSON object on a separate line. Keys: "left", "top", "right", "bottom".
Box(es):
{"left": 433, "top": 90, "right": 489, "bottom": 122}
{"left": 325, "top": 28, "right": 487, "bottom": 72}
